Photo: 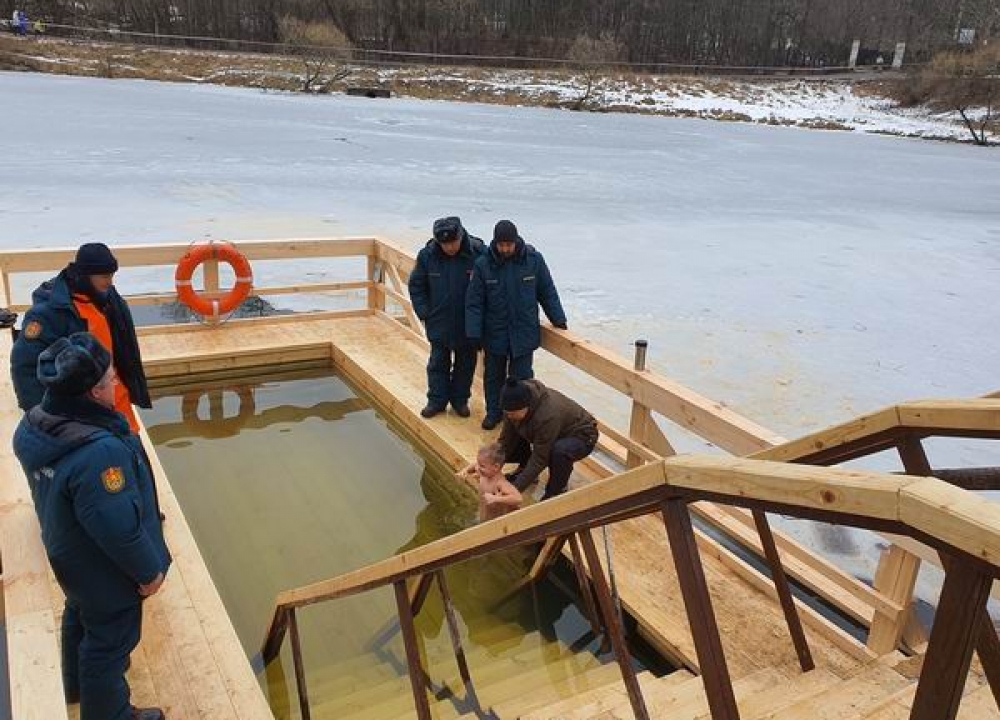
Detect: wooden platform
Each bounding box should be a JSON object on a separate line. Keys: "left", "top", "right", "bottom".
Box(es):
{"left": 138, "top": 311, "right": 869, "bottom": 681}
{"left": 6, "top": 306, "right": 993, "bottom": 720}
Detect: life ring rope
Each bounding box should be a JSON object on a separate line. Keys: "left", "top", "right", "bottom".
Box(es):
{"left": 174, "top": 241, "right": 254, "bottom": 320}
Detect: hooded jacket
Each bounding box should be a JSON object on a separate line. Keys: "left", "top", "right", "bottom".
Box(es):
{"left": 10, "top": 269, "right": 151, "bottom": 412}
{"left": 408, "top": 229, "right": 486, "bottom": 346}
{"left": 466, "top": 234, "right": 566, "bottom": 358}
{"left": 12, "top": 394, "right": 170, "bottom": 612}
{"left": 498, "top": 380, "right": 598, "bottom": 488}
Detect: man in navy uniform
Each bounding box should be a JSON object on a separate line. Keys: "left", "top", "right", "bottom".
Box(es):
{"left": 13, "top": 332, "right": 170, "bottom": 720}
{"left": 466, "top": 220, "right": 567, "bottom": 430}
{"left": 408, "top": 216, "right": 486, "bottom": 418}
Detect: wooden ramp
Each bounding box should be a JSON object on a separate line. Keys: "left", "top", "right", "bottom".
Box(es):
{"left": 0, "top": 332, "right": 274, "bottom": 720}
{"left": 139, "top": 311, "right": 867, "bottom": 681}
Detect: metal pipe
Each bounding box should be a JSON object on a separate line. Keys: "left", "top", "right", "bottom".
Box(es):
{"left": 633, "top": 339, "right": 648, "bottom": 371}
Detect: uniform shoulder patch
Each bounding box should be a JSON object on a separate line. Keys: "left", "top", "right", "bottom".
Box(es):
{"left": 23, "top": 320, "right": 42, "bottom": 339}
{"left": 101, "top": 466, "right": 126, "bottom": 494}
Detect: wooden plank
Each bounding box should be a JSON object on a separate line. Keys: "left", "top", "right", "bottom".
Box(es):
{"left": 597, "top": 419, "right": 661, "bottom": 464}
{"left": 751, "top": 407, "right": 900, "bottom": 464}
{"left": 899, "top": 479, "right": 1000, "bottom": 567}
{"left": 663, "top": 455, "right": 918, "bottom": 522}
{"left": 0, "top": 237, "right": 377, "bottom": 273}
{"left": 101, "top": 281, "right": 372, "bottom": 310}
{"left": 0, "top": 332, "right": 70, "bottom": 720}
{"left": 896, "top": 401, "right": 1000, "bottom": 437}
{"left": 540, "top": 327, "right": 784, "bottom": 455}
{"left": 867, "top": 546, "right": 922, "bottom": 655}
{"left": 384, "top": 264, "right": 423, "bottom": 336}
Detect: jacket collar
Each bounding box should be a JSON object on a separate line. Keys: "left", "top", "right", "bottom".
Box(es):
{"left": 40, "top": 393, "right": 132, "bottom": 436}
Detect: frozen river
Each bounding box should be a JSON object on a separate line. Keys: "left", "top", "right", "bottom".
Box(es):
{"left": 2, "top": 70, "right": 999, "bottom": 600}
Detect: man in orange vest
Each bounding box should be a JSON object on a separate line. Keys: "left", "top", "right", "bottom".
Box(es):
{"left": 11, "top": 243, "right": 151, "bottom": 432}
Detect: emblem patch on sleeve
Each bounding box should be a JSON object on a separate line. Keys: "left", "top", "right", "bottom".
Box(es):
{"left": 101, "top": 467, "right": 126, "bottom": 493}
{"left": 23, "top": 320, "right": 42, "bottom": 339}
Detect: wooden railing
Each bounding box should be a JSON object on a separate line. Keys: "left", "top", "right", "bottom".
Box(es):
{"left": 260, "top": 434, "right": 1000, "bottom": 720}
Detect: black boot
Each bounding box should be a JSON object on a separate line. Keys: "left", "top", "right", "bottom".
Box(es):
{"left": 133, "top": 708, "right": 165, "bottom": 720}
{"left": 420, "top": 403, "right": 446, "bottom": 419}
{"left": 481, "top": 414, "right": 502, "bottom": 430}
{"left": 451, "top": 403, "right": 471, "bottom": 418}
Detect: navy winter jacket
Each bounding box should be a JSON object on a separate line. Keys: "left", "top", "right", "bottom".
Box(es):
{"left": 12, "top": 395, "right": 171, "bottom": 612}
{"left": 466, "top": 235, "right": 566, "bottom": 358}
{"left": 408, "top": 230, "right": 486, "bottom": 346}
{"left": 10, "top": 270, "right": 150, "bottom": 412}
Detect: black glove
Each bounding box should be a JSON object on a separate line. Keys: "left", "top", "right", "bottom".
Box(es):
{"left": 553, "top": 322, "right": 568, "bottom": 330}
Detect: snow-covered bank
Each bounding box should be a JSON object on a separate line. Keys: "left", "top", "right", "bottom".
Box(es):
{"left": 1, "top": 35, "right": 988, "bottom": 143}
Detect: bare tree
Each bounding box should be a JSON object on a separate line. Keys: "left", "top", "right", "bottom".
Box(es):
{"left": 919, "top": 46, "right": 999, "bottom": 145}
{"left": 279, "top": 16, "right": 353, "bottom": 92}
{"left": 566, "top": 32, "right": 622, "bottom": 110}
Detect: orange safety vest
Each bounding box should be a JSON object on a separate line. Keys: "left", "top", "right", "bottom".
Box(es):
{"left": 73, "top": 295, "right": 140, "bottom": 433}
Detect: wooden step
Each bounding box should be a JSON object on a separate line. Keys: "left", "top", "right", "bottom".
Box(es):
{"left": 759, "top": 661, "right": 913, "bottom": 720}
{"left": 695, "top": 667, "right": 842, "bottom": 720}
{"left": 508, "top": 665, "right": 693, "bottom": 720}
{"left": 481, "top": 660, "right": 623, "bottom": 717}
{"left": 539, "top": 665, "right": 785, "bottom": 720}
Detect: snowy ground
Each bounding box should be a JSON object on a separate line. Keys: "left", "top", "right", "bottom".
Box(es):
{"left": 2, "top": 70, "right": 999, "bottom": 604}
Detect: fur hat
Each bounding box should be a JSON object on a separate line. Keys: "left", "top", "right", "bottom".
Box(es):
{"left": 37, "top": 332, "right": 111, "bottom": 397}
{"left": 433, "top": 216, "right": 463, "bottom": 244}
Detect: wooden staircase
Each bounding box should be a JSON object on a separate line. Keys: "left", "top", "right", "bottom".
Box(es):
{"left": 370, "top": 651, "right": 998, "bottom": 720}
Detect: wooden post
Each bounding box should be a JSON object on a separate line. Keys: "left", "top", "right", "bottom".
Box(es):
{"left": 752, "top": 510, "right": 814, "bottom": 671}
{"left": 394, "top": 581, "right": 432, "bottom": 720}
{"left": 662, "top": 499, "right": 740, "bottom": 720}
{"left": 287, "top": 608, "right": 312, "bottom": 720}
{"left": 627, "top": 340, "right": 676, "bottom": 466}
{"left": 435, "top": 571, "right": 472, "bottom": 687}
{"left": 867, "top": 436, "right": 928, "bottom": 654}
{"left": 367, "top": 257, "right": 385, "bottom": 311}
{"left": 203, "top": 250, "right": 221, "bottom": 324}
{"left": 408, "top": 573, "right": 435, "bottom": 617}
{"left": 974, "top": 611, "right": 1000, "bottom": 708}
{"left": 909, "top": 556, "right": 993, "bottom": 720}
{"left": 568, "top": 534, "right": 605, "bottom": 643}
{"left": 578, "top": 530, "right": 650, "bottom": 720}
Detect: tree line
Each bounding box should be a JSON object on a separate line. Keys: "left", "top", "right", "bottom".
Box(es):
{"left": 5, "top": 0, "right": 999, "bottom": 67}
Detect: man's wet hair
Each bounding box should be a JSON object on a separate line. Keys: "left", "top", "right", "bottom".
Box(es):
{"left": 478, "top": 443, "right": 505, "bottom": 467}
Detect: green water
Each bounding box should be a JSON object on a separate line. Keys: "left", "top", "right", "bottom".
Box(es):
{"left": 141, "top": 372, "right": 620, "bottom": 720}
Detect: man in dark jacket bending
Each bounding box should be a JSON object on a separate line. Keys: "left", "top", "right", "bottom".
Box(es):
{"left": 408, "top": 216, "right": 486, "bottom": 418}
{"left": 497, "top": 377, "right": 598, "bottom": 500}
{"left": 466, "top": 220, "right": 567, "bottom": 430}
{"left": 13, "top": 333, "right": 171, "bottom": 720}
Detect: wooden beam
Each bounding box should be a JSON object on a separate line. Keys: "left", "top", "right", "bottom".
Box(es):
{"left": 540, "top": 327, "right": 783, "bottom": 456}
{"left": 0, "top": 237, "right": 377, "bottom": 273}
{"left": 896, "top": 400, "right": 1000, "bottom": 437}
{"left": 394, "top": 581, "right": 432, "bottom": 720}
{"left": 868, "top": 545, "right": 922, "bottom": 655}
{"left": 909, "top": 556, "right": 992, "bottom": 720}
{"left": 578, "top": 530, "right": 650, "bottom": 720}
{"left": 661, "top": 499, "right": 740, "bottom": 720}
{"left": 287, "top": 609, "right": 313, "bottom": 720}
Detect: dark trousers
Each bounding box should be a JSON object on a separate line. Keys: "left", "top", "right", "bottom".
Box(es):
{"left": 507, "top": 435, "right": 595, "bottom": 500}
{"left": 62, "top": 601, "right": 142, "bottom": 720}
{"left": 427, "top": 341, "right": 478, "bottom": 408}
{"left": 483, "top": 352, "right": 534, "bottom": 419}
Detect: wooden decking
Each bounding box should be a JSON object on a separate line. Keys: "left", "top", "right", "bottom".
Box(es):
{"left": 5, "top": 306, "right": 992, "bottom": 720}
{"left": 139, "top": 310, "right": 870, "bottom": 681}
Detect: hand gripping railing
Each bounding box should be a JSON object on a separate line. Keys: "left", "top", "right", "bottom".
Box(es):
{"left": 261, "top": 428, "right": 1000, "bottom": 720}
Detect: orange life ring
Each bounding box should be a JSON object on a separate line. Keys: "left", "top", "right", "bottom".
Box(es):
{"left": 175, "top": 241, "right": 253, "bottom": 319}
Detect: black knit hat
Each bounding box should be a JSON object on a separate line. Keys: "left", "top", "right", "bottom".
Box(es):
{"left": 501, "top": 377, "right": 531, "bottom": 412}
{"left": 493, "top": 220, "right": 518, "bottom": 244}
{"left": 37, "top": 332, "right": 111, "bottom": 397}
{"left": 433, "top": 216, "right": 462, "bottom": 244}
{"left": 73, "top": 243, "right": 119, "bottom": 275}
